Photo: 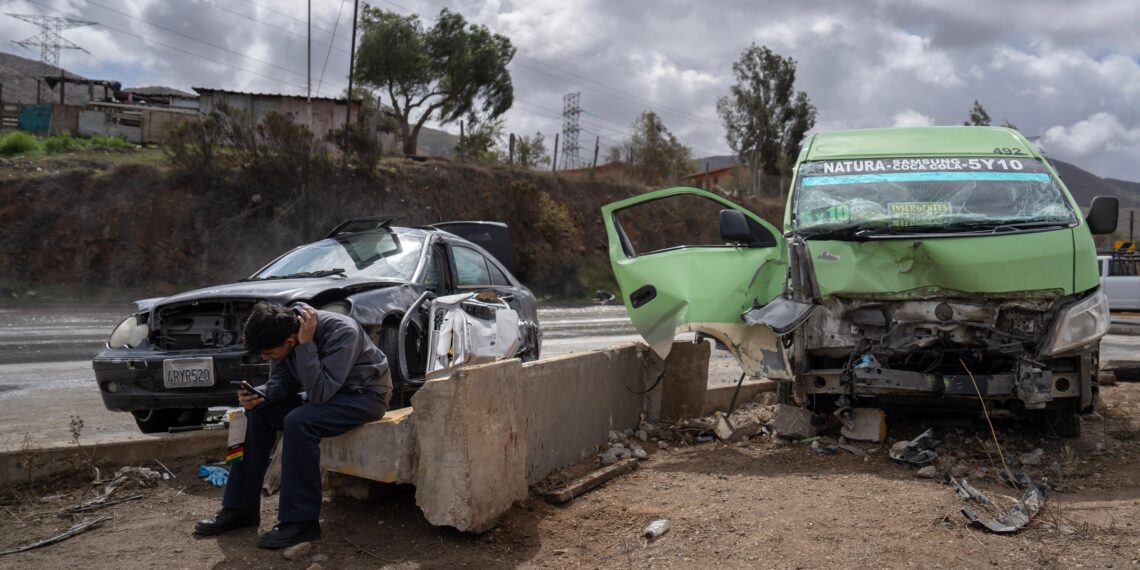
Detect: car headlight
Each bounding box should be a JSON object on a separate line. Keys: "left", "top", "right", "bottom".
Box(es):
{"left": 320, "top": 301, "right": 351, "bottom": 315}
{"left": 108, "top": 316, "right": 149, "bottom": 348}
{"left": 1041, "top": 289, "right": 1109, "bottom": 356}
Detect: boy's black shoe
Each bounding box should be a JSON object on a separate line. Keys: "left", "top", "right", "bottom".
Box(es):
{"left": 194, "top": 507, "right": 260, "bottom": 536}
{"left": 256, "top": 521, "right": 321, "bottom": 549}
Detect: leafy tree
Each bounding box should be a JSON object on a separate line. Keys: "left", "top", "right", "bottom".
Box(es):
{"left": 454, "top": 113, "right": 505, "bottom": 163}
{"left": 717, "top": 44, "right": 816, "bottom": 195}
{"left": 514, "top": 131, "right": 550, "bottom": 168}
{"left": 608, "top": 111, "right": 693, "bottom": 185}
{"left": 354, "top": 8, "right": 516, "bottom": 155}
{"left": 964, "top": 100, "right": 992, "bottom": 126}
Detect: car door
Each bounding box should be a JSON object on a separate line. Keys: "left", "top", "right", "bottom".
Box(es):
{"left": 601, "top": 187, "right": 792, "bottom": 379}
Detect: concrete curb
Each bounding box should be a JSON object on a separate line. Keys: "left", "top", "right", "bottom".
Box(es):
{"left": 1, "top": 429, "right": 226, "bottom": 486}
{"left": 1110, "top": 319, "right": 1140, "bottom": 336}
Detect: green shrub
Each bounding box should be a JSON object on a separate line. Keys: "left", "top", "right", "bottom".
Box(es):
{"left": 0, "top": 132, "right": 42, "bottom": 156}
{"left": 88, "top": 134, "right": 133, "bottom": 149}
{"left": 43, "top": 133, "right": 79, "bottom": 153}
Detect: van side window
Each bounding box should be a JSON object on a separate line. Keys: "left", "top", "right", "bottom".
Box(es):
{"left": 488, "top": 260, "right": 511, "bottom": 286}
{"left": 1098, "top": 260, "right": 1105, "bottom": 276}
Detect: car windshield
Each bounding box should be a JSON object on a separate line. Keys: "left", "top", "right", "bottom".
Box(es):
{"left": 793, "top": 156, "right": 1076, "bottom": 233}
{"left": 252, "top": 232, "right": 424, "bottom": 281}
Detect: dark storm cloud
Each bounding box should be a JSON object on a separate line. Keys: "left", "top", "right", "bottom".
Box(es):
{"left": 3, "top": 0, "right": 1137, "bottom": 178}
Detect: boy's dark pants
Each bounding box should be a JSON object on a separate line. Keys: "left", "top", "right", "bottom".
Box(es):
{"left": 221, "top": 390, "right": 387, "bottom": 522}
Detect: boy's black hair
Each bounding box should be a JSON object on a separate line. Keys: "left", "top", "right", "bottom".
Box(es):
{"left": 243, "top": 302, "right": 300, "bottom": 354}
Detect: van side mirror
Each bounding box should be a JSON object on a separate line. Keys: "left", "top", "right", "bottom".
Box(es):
{"left": 1086, "top": 196, "right": 1119, "bottom": 235}
{"left": 720, "top": 209, "right": 752, "bottom": 243}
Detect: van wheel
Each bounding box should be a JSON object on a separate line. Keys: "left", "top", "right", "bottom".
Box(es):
{"left": 1046, "top": 402, "right": 1081, "bottom": 438}
{"left": 131, "top": 408, "right": 206, "bottom": 434}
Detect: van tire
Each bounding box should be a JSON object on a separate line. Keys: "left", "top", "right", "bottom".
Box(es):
{"left": 377, "top": 325, "right": 409, "bottom": 409}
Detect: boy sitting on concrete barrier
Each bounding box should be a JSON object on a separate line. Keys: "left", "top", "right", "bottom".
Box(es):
{"left": 193, "top": 302, "right": 391, "bottom": 549}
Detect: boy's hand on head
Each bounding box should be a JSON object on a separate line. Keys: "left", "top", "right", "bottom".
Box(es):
{"left": 297, "top": 307, "right": 317, "bottom": 344}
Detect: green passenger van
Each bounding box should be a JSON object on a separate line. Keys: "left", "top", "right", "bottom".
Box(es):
{"left": 602, "top": 126, "right": 1118, "bottom": 436}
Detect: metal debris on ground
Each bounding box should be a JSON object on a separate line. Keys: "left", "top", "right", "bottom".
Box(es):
{"left": 889, "top": 429, "right": 939, "bottom": 466}
{"left": 948, "top": 476, "right": 992, "bottom": 507}
{"left": 960, "top": 480, "right": 1046, "bottom": 534}
{"left": 837, "top": 444, "right": 868, "bottom": 459}
{"left": 0, "top": 516, "right": 111, "bottom": 556}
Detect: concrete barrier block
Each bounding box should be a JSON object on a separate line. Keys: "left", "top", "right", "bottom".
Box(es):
{"left": 320, "top": 407, "right": 417, "bottom": 484}
{"left": 411, "top": 359, "right": 526, "bottom": 533}
{"left": 660, "top": 339, "right": 712, "bottom": 421}
{"left": 520, "top": 344, "right": 646, "bottom": 484}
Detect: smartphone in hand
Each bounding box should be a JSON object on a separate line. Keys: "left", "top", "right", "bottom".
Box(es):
{"left": 239, "top": 380, "right": 267, "bottom": 399}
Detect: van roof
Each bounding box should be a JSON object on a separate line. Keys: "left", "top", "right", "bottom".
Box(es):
{"left": 801, "top": 126, "right": 1040, "bottom": 162}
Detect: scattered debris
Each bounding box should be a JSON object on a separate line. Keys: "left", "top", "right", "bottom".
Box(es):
{"left": 153, "top": 459, "right": 176, "bottom": 480}
{"left": 1018, "top": 448, "right": 1044, "bottom": 467}
{"left": 840, "top": 408, "right": 887, "bottom": 442}
{"left": 770, "top": 405, "right": 820, "bottom": 439}
{"left": 961, "top": 481, "right": 1046, "bottom": 534}
{"left": 0, "top": 516, "right": 111, "bottom": 556}
{"left": 837, "top": 444, "right": 867, "bottom": 459}
{"left": 311, "top": 553, "right": 329, "bottom": 563}
{"left": 916, "top": 466, "right": 939, "bottom": 478}
{"left": 199, "top": 465, "right": 229, "bottom": 487}
{"left": 62, "top": 493, "right": 143, "bottom": 514}
{"left": 643, "top": 519, "right": 670, "bottom": 541}
{"left": 544, "top": 459, "right": 639, "bottom": 505}
{"left": 948, "top": 477, "right": 992, "bottom": 507}
{"left": 283, "top": 541, "right": 313, "bottom": 560}
{"left": 889, "top": 429, "right": 939, "bottom": 466}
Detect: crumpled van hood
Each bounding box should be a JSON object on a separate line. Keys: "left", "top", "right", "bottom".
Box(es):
{"left": 807, "top": 228, "right": 1077, "bottom": 300}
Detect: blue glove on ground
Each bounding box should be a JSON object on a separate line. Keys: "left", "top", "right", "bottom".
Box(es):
{"left": 198, "top": 465, "right": 229, "bottom": 487}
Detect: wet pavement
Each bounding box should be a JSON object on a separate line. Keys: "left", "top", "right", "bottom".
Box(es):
{"left": 2, "top": 303, "right": 1134, "bottom": 449}
{"left": 0, "top": 303, "right": 741, "bottom": 448}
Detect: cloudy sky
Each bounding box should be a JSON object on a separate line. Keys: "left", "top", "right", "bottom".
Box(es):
{"left": 2, "top": 0, "right": 1139, "bottom": 179}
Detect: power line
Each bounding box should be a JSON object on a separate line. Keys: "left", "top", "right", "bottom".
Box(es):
{"left": 317, "top": 0, "right": 349, "bottom": 95}
{"left": 23, "top": 0, "right": 334, "bottom": 94}
{"left": 196, "top": 0, "right": 351, "bottom": 56}
{"left": 6, "top": 13, "right": 93, "bottom": 68}
{"left": 236, "top": 0, "right": 354, "bottom": 44}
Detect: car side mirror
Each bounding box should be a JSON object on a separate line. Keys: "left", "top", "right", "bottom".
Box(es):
{"left": 720, "top": 209, "right": 752, "bottom": 243}
{"left": 1086, "top": 196, "right": 1119, "bottom": 235}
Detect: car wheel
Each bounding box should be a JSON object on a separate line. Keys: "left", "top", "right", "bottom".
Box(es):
{"left": 131, "top": 408, "right": 206, "bottom": 434}
{"left": 378, "top": 325, "right": 411, "bottom": 409}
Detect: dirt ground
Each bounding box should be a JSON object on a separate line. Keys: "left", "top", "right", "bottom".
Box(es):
{"left": 5, "top": 385, "right": 1140, "bottom": 569}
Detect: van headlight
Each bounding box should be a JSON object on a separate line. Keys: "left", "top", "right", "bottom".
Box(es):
{"left": 320, "top": 301, "right": 351, "bottom": 315}
{"left": 108, "top": 316, "right": 149, "bottom": 348}
{"left": 1041, "top": 289, "right": 1109, "bottom": 356}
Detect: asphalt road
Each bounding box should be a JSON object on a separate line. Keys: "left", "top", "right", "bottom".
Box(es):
{"left": 0, "top": 303, "right": 746, "bottom": 448}
{"left": 2, "top": 303, "right": 1135, "bottom": 449}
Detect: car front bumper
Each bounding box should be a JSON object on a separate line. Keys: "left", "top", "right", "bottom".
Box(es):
{"left": 92, "top": 347, "right": 270, "bottom": 412}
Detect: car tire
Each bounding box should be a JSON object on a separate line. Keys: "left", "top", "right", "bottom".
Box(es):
{"left": 378, "top": 325, "right": 410, "bottom": 409}
{"left": 131, "top": 408, "right": 206, "bottom": 434}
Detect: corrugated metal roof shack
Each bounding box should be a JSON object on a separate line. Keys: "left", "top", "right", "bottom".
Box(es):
{"left": 193, "top": 88, "right": 361, "bottom": 144}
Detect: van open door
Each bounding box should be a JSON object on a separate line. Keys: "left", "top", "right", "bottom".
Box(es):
{"left": 601, "top": 187, "right": 793, "bottom": 379}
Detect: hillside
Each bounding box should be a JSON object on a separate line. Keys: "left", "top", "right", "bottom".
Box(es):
{"left": 1051, "top": 158, "right": 1140, "bottom": 208}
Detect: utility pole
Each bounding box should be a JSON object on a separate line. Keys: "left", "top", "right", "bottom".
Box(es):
{"left": 552, "top": 133, "right": 559, "bottom": 172}
{"left": 307, "top": 0, "right": 312, "bottom": 130}
{"left": 7, "top": 14, "right": 93, "bottom": 107}
{"left": 508, "top": 133, "right": 515, "bottom": 166}
{"left": 345, "top": 0, "right": 360, "bottom": 149}
{"left": 592, "top": 135, "right": 599, "bottom": 169}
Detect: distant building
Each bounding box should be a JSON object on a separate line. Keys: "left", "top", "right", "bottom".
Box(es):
{"left": 193, "top": 87, "right": 361, "bottom": 143}
{"left": 681, "top": 155, "right": 742, "bottom": 190}
{"left": 118, "top": 86, "right": 199, "bottom": 110}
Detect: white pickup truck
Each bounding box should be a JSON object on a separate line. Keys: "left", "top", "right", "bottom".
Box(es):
{"left": 1098, "top": 254, "right": 1140, "bottom": 310}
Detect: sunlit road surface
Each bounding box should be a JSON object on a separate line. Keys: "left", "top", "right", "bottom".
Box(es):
{"left": 2, "top": 304, "right": 1134, "bottom": 449}
{"left": 0, "top": 304, "right": 739, "bottom": 448}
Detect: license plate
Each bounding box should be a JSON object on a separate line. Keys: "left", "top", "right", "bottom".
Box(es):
{"left": 163, "top": 358, "right": 215, "bottom": 388}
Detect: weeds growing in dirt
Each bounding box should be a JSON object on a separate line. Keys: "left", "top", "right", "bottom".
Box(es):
{"left": 1060, "top": 444, "right": 1078, "bottom": 480}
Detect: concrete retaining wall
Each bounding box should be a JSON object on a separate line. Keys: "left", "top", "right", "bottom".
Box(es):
{"left": 520, "top": 343, "right": 648, "bottom": 484}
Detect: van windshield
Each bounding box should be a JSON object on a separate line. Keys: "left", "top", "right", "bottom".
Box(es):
{"left": 793, "top": 157, "right": 1076, "bottom": 234}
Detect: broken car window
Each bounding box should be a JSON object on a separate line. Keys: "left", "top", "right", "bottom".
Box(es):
{"left": 793, "top": 157, "right": 1076, "bottom": 232}
{"left": 254, "top": 233, "right": 424, "bottom": 281}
